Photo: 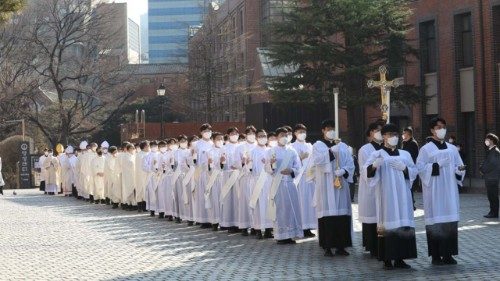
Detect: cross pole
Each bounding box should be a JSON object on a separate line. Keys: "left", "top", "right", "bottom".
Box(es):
{"left": 367, "top": 65, "right": 404, "bottom": 123}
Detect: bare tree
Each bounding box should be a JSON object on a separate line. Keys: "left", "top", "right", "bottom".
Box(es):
{"left": 0, "top": 0, "right": 134, "bottom": 145}
{"left": 188, "top": 4, "right": 254, "bottom": 123}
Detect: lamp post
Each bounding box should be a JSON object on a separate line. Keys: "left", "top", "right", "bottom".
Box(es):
{"left": 157, "top": 83, "right": 166, "bottom": 139}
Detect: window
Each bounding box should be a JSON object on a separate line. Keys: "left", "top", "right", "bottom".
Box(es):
{"left": 141, "top": 78, "right": 151, "bottom": 84}
{"left": 455, "top": 13, "right": 473, "bottom": 68}
{"left": 420, "top": 20, "right": 437, "bottom": 73}
{"left": 239, "top": 9, "right": 244, "bottom": 35}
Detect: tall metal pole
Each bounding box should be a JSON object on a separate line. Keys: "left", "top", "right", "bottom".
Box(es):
{"left": 160, "top": 100, "right": 165, "bottom": 139}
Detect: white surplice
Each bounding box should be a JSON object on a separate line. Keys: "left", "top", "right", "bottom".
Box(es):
{"left": 291, "top": 141, "right": 317, "bottom": 229}
{"left": 357, "top": 142, "right": 380, "bottom": 224}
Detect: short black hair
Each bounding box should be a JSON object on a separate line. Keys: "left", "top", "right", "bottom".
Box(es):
{"left": 177, "top": 134, "right": 188, "bottom": 142}
{"left": 90, "top": 142, "right": 98, "bottom": 148}
{"left": 268, "top": 131, "right": 277, "bottom": 138}
{"left": 158, "top": 141, "right": 167, "bottom": 147}
{"left": 256, "top": 129, "right": 267, "bottom": 135}
{"left": 238, "top": 134, "right": 246, "bottom": 141}
{"left": 200, "top": 123, "right": 212, "bottom": 132}
{"left": 126, "top": 144, "right": 135, "bottom": 150}
{"left": 121, "top": 142, "right": 130, "bottom": 149}
{"left": 227, "top": 127, "right": 239, "bottom": 134}
{"left": 429, "top": 117, "right": 446, "bottom": 130}
{"left": 294, "top": 123, "right": 307, "bottom": 132}
{"left": 321, "top": 119, "right": 335, "bottom": 129}
{"left": 403, "top": 127, "right": 413, "bottom": 135}
{"left": 486, "top": 133, "right": 499, "bottom": 145}
{"left": 283, "top": 125, "right": 293, "bottom": 132}
{"left": 109, "top": 146, "right": 117, "bottom": 153}
{"left": 150, "top": 140, "right": 158, "bottom": 146}
{"left": 276, "top": 127, "right": 288, "bottom": 135}
{"left": 245, "top": 125, "right": 256, "bottom": 134}
{"left": 366, "top": 121, "right": 382, "bottom": 137}
{"left": 167, "top": 138, "right": 177, "bottom": 144}
{"left": 381, "top": 123, "right": 399, "bottom": 135}
{"left": 188, "top": 135, "right": 198, "bottom": 144}
{"left": 212, "top": 131, "right": 223, "bottom": 139}
{"left": 139, "top": 140, "right": 150, "bottom": 150}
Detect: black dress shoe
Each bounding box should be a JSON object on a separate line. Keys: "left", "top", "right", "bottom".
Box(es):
{"left": 324, "top": 249, "right": 334, "bottom": 257}
{"left": 484, "top": 214, "right": 499, "bottom": 218}
{"left": 432, "top": 257, "right": 444, "bottom": 265}
{"left": 277, "top": 239, "right": 295, "bottom": 245}
{"left": 187, "top": 221, "right": 194, "bottom": 226}
{"left": 442, "top": 256, "right": 457, "bottom": 265}
{"left": 383, "top": 261, "right": 394, "bottom": 270}
{"left": 241, "top": 229, "right": 249, "bottom": 236}
{"left": 303, "top": 229, "right": 316, "bottom": 238}
{"left": 150, "top": 211, "right": 155, "bottom": 217}
{"left": 175, "top": 217, "right": 182, "bottom": 223}
{"left": 263, "top": 228, "right": 274, "bottom": 239}
{"left": 335, "top": 249, "right": 350, "bottom": 256}
{"left": 256, "top": 230, "right": 263, "bottom": 239}
{"left": 159, "top": 212, "right": 165, "bottom": 219}
{"left": 112, "top": 203, "right": 118, "bottom": 209}
{"left": 227, "top": 227, "right": 238, "bottom": 233}
{"left": 250, "top": 228, "right": 256, "bottom": 235}
{"left": 394, "top": 260, "right": 411, "bottom": 269}
{"left": 212, "top": 224, "right": 219, "bottom": 231}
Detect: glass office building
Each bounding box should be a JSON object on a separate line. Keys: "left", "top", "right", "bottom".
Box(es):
{"left": 148, "top": 0, "right": 205, "bottom": 63}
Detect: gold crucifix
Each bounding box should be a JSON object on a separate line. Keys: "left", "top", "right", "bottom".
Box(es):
{"left": 367, "top": 65, "right": 404, "bottom": 123}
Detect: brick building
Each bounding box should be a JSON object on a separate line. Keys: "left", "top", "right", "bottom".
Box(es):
{"left": 188, "top": 0, "right": 288, "bottom": 122}
{"left": 400, "top": 0, "right": 500, "bottom": 176}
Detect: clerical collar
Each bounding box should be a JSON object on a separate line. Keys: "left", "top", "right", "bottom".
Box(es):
{"left": 370, "top": 141, "right": 382, "bottom": 150}
{"left": 382, "top": 145, "right": 399, "bottom": 156}
{"left": 321, "top": 138, "right": 336, "bottom": 147}
{"left": 430, "top": 138, "right": 447, "bottom": 150}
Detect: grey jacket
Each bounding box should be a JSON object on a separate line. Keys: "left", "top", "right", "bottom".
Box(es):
{"left": 480, "top": 146, "right": 500, "bottom": 180}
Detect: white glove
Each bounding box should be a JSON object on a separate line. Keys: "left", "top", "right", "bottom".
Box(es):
{"left": 373, "top": 157, "right": 384, "bottom": 168}
{"left": 389, "top": 160, "right": 406, "bottom": 171}
{"left": 334, "top": 169, "right": 346, "bottom": 177}
{"left": 437, "top": 157, "right": 450, "bottom": 168}
{"left": 331, "top": 145, "right": 340, "bottom": 154}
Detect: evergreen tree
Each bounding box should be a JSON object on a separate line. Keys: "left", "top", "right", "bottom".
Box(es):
{"left": 267, "top": 0, "right": 422, "bottom": 147}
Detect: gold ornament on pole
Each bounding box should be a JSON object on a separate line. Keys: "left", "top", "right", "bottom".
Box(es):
{"left": 55, "top": 143, "right": 64, "bottom": 154}
{"left": 367, "top": 65, "right": 404, "bottom": 124}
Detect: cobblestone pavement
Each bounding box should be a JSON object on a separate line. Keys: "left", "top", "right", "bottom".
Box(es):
{"left": 0, "top": 189, "right": 499, "bottom": 281}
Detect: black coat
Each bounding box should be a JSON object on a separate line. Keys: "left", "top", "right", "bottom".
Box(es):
{"left": 402, "top": 138, "right": 419, "bottom": 164}
{"left": 480, "top": 146, "right": 500, "bottom": 180}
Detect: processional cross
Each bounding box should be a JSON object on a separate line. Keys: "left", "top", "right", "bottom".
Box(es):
{"left": 367, "top": 65, "right": 404, "bottom": 123}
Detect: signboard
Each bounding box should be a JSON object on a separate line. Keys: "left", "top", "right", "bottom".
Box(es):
{"left": 18, "top": 141, "right": 32, "bottom": 188}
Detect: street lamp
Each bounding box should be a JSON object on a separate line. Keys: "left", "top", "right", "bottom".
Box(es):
{"left": 157, "top": 83, "right": 167, "bottom": 139}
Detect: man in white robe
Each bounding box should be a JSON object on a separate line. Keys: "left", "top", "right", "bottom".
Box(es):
{"left": 365, "top": 123, "right": 418, "bottom": 270}
{"left": 121, "top": 143, "right": 137, "bottom": 210}
{"left": 43, "top": 149, "right": 60, "bottom": 195}
{"left": 249, "top": 129, "right": 273, "bottom": 239}
{"left": 206, "top": 132, "right": 225, "bottom": 230}
{"left": 91, "top": 148, "right": 106, "bottom": 202}
{"left": 291, "top": 124, "right": 317, "bottom": 238}
{"left": 62, "top": 146, "right": 77, "bottom": 197}
{"left": 174, "top": 136, "right": 191, "bottom": 223}
{"left": 100, "top": 141, "right": 111, "bottom": 205}
{"left": 39, "top": 149, "right": 49, "bottom": 193}
{"left": 266, "top": 127, "right": 303, "bottom": 244}
{"left": 144, "top": 141, "right": 160, "bottom": 216}
{"left": 156, "top": 141, "right": 170, "bottom": 218}
{"left": 83, "top": 143, "right": 97, "bottom": 202}
{"left": 193, "top": 124, "right": 214, "bottom": 228}
{"left": 358, "top": 121, "right": 384, "bottom": 257}
{"left": 235, "top": 126, "right": 257, "bottom": 235}
{"left": 220, "top": 127, "right": 241, "bottom": 233}
{"left": 417, "top": 117, "right": 465, "bottom": 266}
{"left": 311, "top": 120, "right": 355, "bottom": 257}
{"left": 135, "top": 141, "right": 150, "bottom": 212}
{"left": 106, "top": 146, "right": 122, "bottom": 209}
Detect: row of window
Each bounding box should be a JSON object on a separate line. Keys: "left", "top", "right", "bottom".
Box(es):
{"left": 420, "top": 12, "right": 473, "bottom": 73}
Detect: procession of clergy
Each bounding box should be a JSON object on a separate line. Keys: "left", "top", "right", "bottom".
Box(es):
{"left": 38, "top": 116, "right": 465, "bottom": 270}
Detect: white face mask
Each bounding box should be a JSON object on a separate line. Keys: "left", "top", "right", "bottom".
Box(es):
{"left": 296, "top": 133, "right": 306, "bottom": 141}
{"left": 279, "top": 137, "right": 288, "bottom": 146}
{"left": 435, "top": 128, "right": 447, "bottom": 140}
{"left": 229, "top": 135, "right": 239, "bottom": 143}
{"left": 373, "top": 131, "right": 383, "bottom": 142}
{"left": 202, "top": 131, "right": 212, "bottom": 139}
{"left": 268, "top": 140, "right": 277, "bottom": 147}
{"left": 215, "top": 140, "right": 223, "bottom": 148}
{"left": 448, "top": 138, "right": 454, "bottom": 143}
{"left": 387, "top": 136, "right": 399, "bottom": 147}
{"left": 172, "top": 144, "right": 179, "bottom": 150}
{"left": 44, "top": 152, "right": 49, "bottom": 156}
{"left": 179, "top": 142, "right": 188, "bottom": 149}
{"left": 485, "top": 140, "right": 491, "bottom": 147}
{"left": 151, "top": 146, "right": 158, "bottom": 152}
{"left": 160, "top": 147, "right": 167, "bottom": 153}
{"left": 325, "top": 130, "right": 336, "bottom": 140}
{"left": 257, "top": 137, "right": 268, "bottom": 146}
{"left": 246, "top": 134, "right": 256, "bottom": 143}
{"left": 287, "top": 134, "right": 293, "bottom": 143}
